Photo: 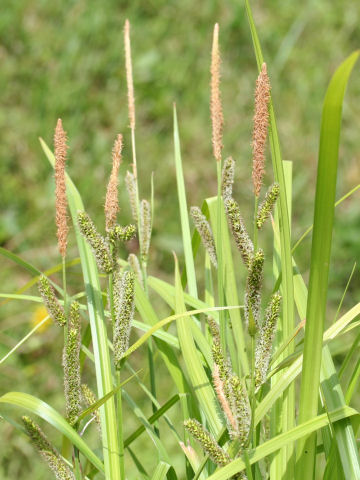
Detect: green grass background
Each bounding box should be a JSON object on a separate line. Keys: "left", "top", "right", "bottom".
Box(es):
{"left": 1, "top": 0, "right": 360, "bottom": 478}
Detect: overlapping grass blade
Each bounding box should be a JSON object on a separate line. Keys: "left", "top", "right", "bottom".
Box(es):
{"left": 206, "top": 406, "right": 358, "bottom": 480}
{"left": 0, "top": 392, "right": 104, "bottom": 474}
{"left": 40, "top": 138, "right": 121, "bottom": 479}
{"left": 296, "top": 51, "right": 359, "bottom": 477}
{"left": 173, "top": 254, "right": 221, "bottom": 435}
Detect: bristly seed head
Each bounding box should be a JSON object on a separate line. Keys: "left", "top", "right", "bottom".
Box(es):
{"left": 54, "top": 118, "right": 69, "bottom": 258}
{"left": 81, "top": 384, "right": 101, "bottom": 432}
{"left": 140, "top": 199, "right": 152, "bottom": 264}
{"left": 38, "top": 275, "right": 66, "bottom": 327}
{"left": 77, "top": 211, "right": 114, "bottom": 274}
{"left": 124, "top": 19, "right": 136, "bottom": 132}
{"left": 108, "top": 224, "right": 136, "bottom": 244}
{"left": 229, "top": 374, "right": 251, "bottom": 446}
{"left": 255, "top": 292, "right": 281, "bottom": 391}
{"left": 22, "top": 416, "right": 75, "bottom": 480}
{"left": 125, "top": 171, "right": 138, "bottom": 223}
{"left": 184, "top": 418, "right": 230, "bottom": 467}
{"left": 113, "top": 270, "right": 135, "bottom": 369}
{"left": 221, "top": 156, "right": 235, "bottom": 201}
{"left": 63, "top": 301, "right": 81, "bottom": 426}
{"left": 105, "top": 134, "right": 123, "bottom": 231}
{"left": 224, "top": 197, "right": 254, "bottom": 268}
{"left": 128, "top": 253, "right": 144, "bottom": 288}
{"left": 256, "top": 183, "right": 280, "bottom": 229}
{"left": 244, "top": 249, "right": 265, "bottom": 330}
{"left": 210, "top": 23, "right": 224, "bottom": 163}
{"left": 252, "top": 63, "right": 271, "bottom": 197}
{"left": 190, "top": 206, "right": 217, "bottom": 268}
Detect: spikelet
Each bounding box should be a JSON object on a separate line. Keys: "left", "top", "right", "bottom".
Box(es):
{"left": 184, "top": 419, "right": 230, "bottom": 467}
{"left": 125, "top": 171, "right": 138, "bottom": 222}
{"left": 255, "top": 293, "right": 281, "bottom": 391}
{"left": 77, "top": 211, "right": 114, "bottom": 274}
{"left": 244, "top": 249, "right": 264, "bottom": 331}
{"left": 252, "top": 63, "right": 271, "bottom": 197}
{"left": 63, "top": 302, "right": 81, "bottom": 426}
{"left": 140, "top": 199, "right": 152, "bottom": 264}
{"left": 224, "top": 197, "right": 254, "bottom": 268}
{"left": 22, "top": 416, "right": 75, "bottom": 480}
{"left": 113, "top": 270, "right": 135, "bottom": 368}
{"left": 38, "top": 275, "right": 66, "bottom": 327}
{"left": 105, "top": 134, "right": 123, "bottom": 231}
{"left": 81, "top": 384, "right": 101, "bottom": 432}
{"left": 190, "top": 206, "right": 217, "bottom": 268}
{"left": 108, "top": 224, "right": 136, "bottom": 244}
{"left": 212, "top": 363, "right": 237, "bottom": 433}
{"left": 207, "top": 317, "right": 231, "bottom": 382}
{"left": 229, "top": 375, "right": 251, "bottom": 446}
{"left": 221, "top": 156, "right": 235, "bottom": 200}
{"left": 124, "top": 20, "right": 136, "bottom": 132}
{"left": 128, "top": 253, "right": 144, "bottom": 288}
{"left": 210, "top": 23, "right": 224, "bottom": 162}
{"left": 256, "top": 183, "right": 280, "bottom": 229}
{"left": 54, "top": 119, "right": 69, "bottom": 258}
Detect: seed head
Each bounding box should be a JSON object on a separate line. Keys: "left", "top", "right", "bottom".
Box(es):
{"left": 81, "top": 384, "right": 101, "bottom": 432}
{"left": 190, "top": 206, "right": 217, "bottom": 268}
{"left": 256, "top": 183, "right": 280, "bottom": 229}
{"left": 140, "top": 199, "right": 152, "bottom": 264}
{"left": 184, "top": 418, "right": 230, "bottom": 467}
{"left": 38, "top": 275, "right": 66, "bottom": 327}
{"left": 124, "top": 19, "right": 136, "bottom": 132}
{"left": 125, "top": 171, "right": 138, "bottom": 222}
{"left": 63, "top": 301, "right": 81, "bottom": 426}
{"left": 224, "top": 197, "right": 254, "bottom": 268}
{"left": 212, "top": 363, "right": 237, "bottom": 433}
{"left": 210, "top": 23, "right": 224, "bottom": 162}
{"left": 244, "top": 249, "right": 265, "bottom": 331}
{"left": 128, "top": 253, "right": 143, "bottom": 288}
{"left": 255, "top": 293, "right": 281, "bottom": 391}
{"left": 105, "top": 134, "right": 123, "bottom": 231}
{"left": 108, "top": 224, "right": 136, "bottom": 244}
{"left": 22, "top": 416, "right": 75, "bottom": 480}
{"left": 78, "top": 211, "right": 114, "bottom": 274}
{"left": 54, "top": 119, "right": 69, "bottom": 257}
{"left": 252, "top": 63, "right": 271, "bottom": 197}
{"left": 221, "top": 156, "right": 235, "bottom": 200}
{"left": 229, "top": 375, "right": 251, "bottom": 446}
{"left": 113, "top": 270, "right": 135, "bottom": 368}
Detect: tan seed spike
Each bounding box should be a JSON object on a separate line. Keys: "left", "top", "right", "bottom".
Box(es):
{"left": 210, "top": 23, "right": 224, "bottom": 162}
{"left": 105, "top": 134, "right": 123, "bottom": 231}
{"left": 124, "top": 19, "right": 135, "bottom": 131}
{"left": 54, "top": 118, "right": 69, "bottom": 257}
{"left": 252, "top": 62, "right": 271, "bottom": 197}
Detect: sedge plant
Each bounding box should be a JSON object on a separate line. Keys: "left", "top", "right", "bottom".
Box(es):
{"left": 1, "top": 2, "right": 360, "bottom": 480}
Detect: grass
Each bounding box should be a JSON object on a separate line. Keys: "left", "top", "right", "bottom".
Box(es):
{"left": 1, "top": 2, "right": 360, "bottom": 479}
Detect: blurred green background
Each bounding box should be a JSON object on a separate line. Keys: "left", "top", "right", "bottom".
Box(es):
{"left": 1, "top": 0, "right": 360, "bottom": 478}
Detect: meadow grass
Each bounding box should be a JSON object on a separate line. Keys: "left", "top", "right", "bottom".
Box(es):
{"left": 1, "top": 2, "right": 360, "bottom": 479}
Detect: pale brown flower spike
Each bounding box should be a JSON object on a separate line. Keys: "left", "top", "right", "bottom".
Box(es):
{"left": 124, "top": 19, "right": 136, "bottom": 132}
{"left": 54, "top": 118, "right": 69, "bottom": 257}
{"left": 210, "top": 23, "right": 224, "bottom": 163}
{"left": 252, "top": 63, "right": 271, "bottom": 197}
{"left": 105, "top": 134, "right": 123, "bottom": 231}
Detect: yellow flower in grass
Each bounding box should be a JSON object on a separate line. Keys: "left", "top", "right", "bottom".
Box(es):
{"left": 31, "top": 306, "right": 51, "bottom": 332}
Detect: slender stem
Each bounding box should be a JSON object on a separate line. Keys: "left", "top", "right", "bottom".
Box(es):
{"left": 253, "top": 197, "right": 259, "bottom": 252}
{"left": 216, "top": 159, "right": 226, "bottom": 354}
{"left": 248, "top": 333, "right": 256, "bottom": 449}
{"left": 73, "top": 447, "right": 82, "bottom": 480}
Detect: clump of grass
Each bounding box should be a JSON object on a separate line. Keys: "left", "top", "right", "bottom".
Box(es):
{"left": 1, "top": 8, "right": 360, "bottom": 480}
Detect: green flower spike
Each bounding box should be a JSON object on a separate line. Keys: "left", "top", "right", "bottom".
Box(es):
{"left": 256, "top": 183, "right": 280, "bottom": 229}
{"left": 38, "top": 275, "right": 66, "bottom": 327}
{"left": 190, "top": 206, "right": 217, "bottom": 268}
{"left": 244, "top": 249, "right": 264, "bottom": 331}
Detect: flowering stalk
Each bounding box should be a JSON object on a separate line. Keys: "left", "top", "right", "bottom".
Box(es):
{"left": 22, "top": 416, "right": 75, "bottom": 480}
{"left": 38, "top": 275, "right": 66, "bottom": 327}
{"left": 105, "top": 134, "right": 123, "bottom": 231}
{"left": 190, "top": 206, "right": 217, "bottom": 268}
{"left": 256, "top": 183, "right": 280, "bottom": 229}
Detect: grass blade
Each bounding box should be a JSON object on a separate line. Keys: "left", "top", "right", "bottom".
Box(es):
{"left": 296, "top": 51, "right": 359, "bottom": 477}
{"left": 0, "top": 392, "right": 104, "bottom": 474}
